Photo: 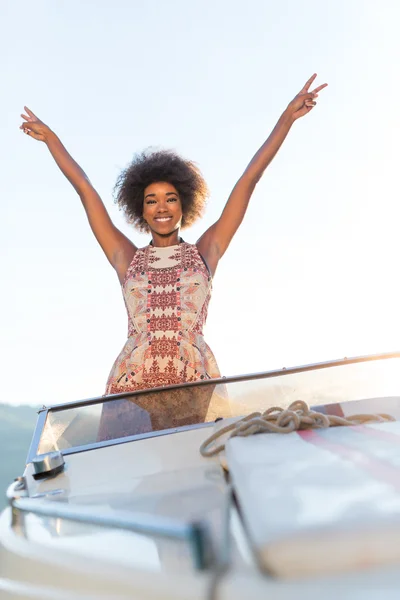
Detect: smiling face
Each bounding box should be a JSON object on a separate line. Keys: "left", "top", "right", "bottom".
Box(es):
{"left": 143, "top": 182, "right": 183, "bottom": 238}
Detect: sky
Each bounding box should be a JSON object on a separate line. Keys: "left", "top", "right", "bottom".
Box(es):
{"left": 2, "top": 0, "right": 400, "bottom": 407}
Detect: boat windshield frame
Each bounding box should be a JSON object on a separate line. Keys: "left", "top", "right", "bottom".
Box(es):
{"left": 26, "top": 350, "right": 400, "bottom": 464}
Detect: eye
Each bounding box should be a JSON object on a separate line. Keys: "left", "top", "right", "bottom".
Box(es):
{"left": 146, "top": 199, "right": 156, "bottom": 205}
{"left": 167, "top": 197, "right": 178, "bottom": 203}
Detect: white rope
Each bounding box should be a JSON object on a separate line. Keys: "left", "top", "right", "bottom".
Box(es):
{"left": 200, "top": 400, "right": 395, "bottom": 458}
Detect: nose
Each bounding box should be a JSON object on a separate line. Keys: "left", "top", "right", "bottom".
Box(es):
{"left": 156, "top": 201, "right": 169, "bottom": 213}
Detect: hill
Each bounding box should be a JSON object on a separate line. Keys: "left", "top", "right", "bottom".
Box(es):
{"left": 0, "top": 403, "right": 39, "bottom": 510}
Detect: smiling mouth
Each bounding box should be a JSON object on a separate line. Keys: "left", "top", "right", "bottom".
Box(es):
{"left": 154, "top": 216, "right": 172, "bottom": 222}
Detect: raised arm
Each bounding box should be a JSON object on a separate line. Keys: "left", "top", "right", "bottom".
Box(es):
{"left": 20, "top": 108, "right": 136, "bottom": 281}
{"left": 197, "top": 74, "right": 327, "bottom": 274}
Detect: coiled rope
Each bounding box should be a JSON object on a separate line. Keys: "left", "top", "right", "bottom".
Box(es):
{"left": 200, "top": 400, "right": 395, "bottom": 458}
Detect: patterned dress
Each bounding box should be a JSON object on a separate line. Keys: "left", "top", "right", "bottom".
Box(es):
{"left": 105, "top": 241, "right": 220, "bottom": 395}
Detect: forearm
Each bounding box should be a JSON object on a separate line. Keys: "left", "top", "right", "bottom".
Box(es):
{"left": 45, "top": 131, "right": 93, "bottom": 196}
{"left": 19, "top": 108, "right": 137, "bottom": 270}
{"left": 44, "top": 130, "right": 115, "bottom": 237}
{"left": 243, "top": 109, "right": 294, "bottom": 185}
{"left": 210, "top": 109, "right": 295, "bottom": 252}
{"left": 202, "top": 75, "right": 326, "bottom": 263}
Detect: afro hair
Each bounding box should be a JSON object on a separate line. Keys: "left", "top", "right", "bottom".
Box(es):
{"left": 114, "top": 149, "right": 209, "bottom": 232}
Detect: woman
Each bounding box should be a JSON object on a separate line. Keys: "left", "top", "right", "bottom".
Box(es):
{"left": 20, "top": 74, "right": 327, "bottom": 402}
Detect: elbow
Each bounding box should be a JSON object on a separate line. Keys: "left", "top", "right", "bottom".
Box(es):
{"left": 239, "top": 172, "right": 259, "bottom": 191}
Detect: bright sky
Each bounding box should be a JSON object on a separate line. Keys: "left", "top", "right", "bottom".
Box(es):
{"left": 2, "top": 0, "right": 400, "bottom": 407}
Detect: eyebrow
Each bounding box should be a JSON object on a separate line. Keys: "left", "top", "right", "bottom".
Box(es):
{"left": 144, "top": 191, "right": 179, "bottom": 200}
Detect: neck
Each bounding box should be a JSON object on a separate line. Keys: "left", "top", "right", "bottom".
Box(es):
{"left": 150, "top": 229, "right": 181, "bottom": 248}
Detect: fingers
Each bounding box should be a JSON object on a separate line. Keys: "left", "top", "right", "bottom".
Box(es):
{"left": 20, "top": 106, "right": 39, "bottom": 126}
{"left": 305, "top": 98, "right": 316, "bottom": 105}
{"left": 20, "top": 126, "right": 43, "bottom": 141}
{"left": 300, "top": 75, "right": 328, "bottom": 95}
{"left": 24, "top": 106, "right": 38, "bottom": 120}
{"left": 301, "top": 73, "right": 317, "bottom": 92}
{"left": 311, "top": 83, "right": 328, "bottom": 95}
{"left": 19, "top": 122, "right": 36, "bottom": 134}
{"left": 292, "top": 76, "right": 327, "bottom": 119}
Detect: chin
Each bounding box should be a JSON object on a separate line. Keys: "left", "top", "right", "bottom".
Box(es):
{"left": 151, "top": 224, "right": 180, "bottom": 236}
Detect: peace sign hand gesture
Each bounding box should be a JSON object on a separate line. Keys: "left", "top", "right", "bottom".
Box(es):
{"left": 286, "top": 74, "right": 328, "bottom": 121}
{"left": 19, "top": 107, "right": 53, "bottom": 142}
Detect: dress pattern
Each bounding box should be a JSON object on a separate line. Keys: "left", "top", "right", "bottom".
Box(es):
{"left": 105, "top": 242, "right": 220, "bottom": 394}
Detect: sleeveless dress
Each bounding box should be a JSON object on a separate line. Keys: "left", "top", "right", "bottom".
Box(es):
{"left": 105, "top": 241, "right": 220, "bottom": 395}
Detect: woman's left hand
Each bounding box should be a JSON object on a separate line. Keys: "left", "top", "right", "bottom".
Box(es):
{"left": 286, "top": 74, "right": 328, "bottom": 121}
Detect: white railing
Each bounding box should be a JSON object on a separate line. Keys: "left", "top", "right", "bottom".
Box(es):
{"left": 6, "top": 479, "right": 213, "bottom": 570}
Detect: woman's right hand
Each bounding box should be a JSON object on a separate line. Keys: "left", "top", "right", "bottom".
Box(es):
{"left": 20, "top": 107, "right": 53, "bottom": 142}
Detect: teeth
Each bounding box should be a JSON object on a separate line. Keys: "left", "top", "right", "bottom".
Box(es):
{"left": 155, "top": 217, "right": 171, "bottom": 222}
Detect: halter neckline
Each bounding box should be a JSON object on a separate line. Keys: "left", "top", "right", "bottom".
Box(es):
{"left": 149, "top": 237, "right": 184, "bottom": 247}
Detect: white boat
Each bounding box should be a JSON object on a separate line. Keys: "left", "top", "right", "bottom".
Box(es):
{"left": 2, "top": 351, "right": 400, "bottom": 599}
